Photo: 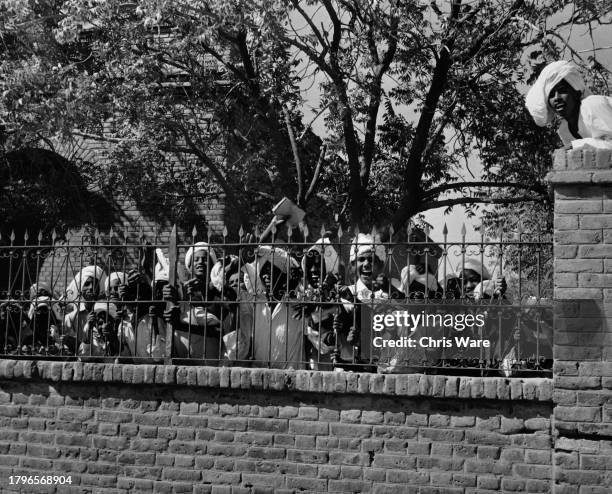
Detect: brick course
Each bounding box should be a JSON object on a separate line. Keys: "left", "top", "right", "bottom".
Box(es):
{"left": 0, "top": 364, "right": 552, "bottom": 493}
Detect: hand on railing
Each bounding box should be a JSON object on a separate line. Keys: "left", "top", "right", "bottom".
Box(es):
{"left": 127, "top": 269, "right": 142, "bottom": 287}
{"left": 117, "top": 270, "right": 144, "bottom": 301}
{"left": 320, "top": 272, "right": 338, "bottom": 298}
{"left": 184, "top": 278, "right": 204, "bottom": 301}
{"left": 162, "top": 284, "right": 178, "bottom": 303}
{"left": 494, "top": 277, "right": 507, "bottom": 297}
{"left": 86, "top": 311, "right": 96, "bottom": 327}
{"left": 322, "top": 331, "right": 336, "bottom": 347}
{"left": 291, "top": 303, "right": 309, "bottom": 320}
{"left": 239, "top": 233, "right": 256, "bottom": 265}
{"left": 374, "top": 274, "right": 390, "bottom": 292}
{"left": 118, "top": 284, "right": 128, "bottom": 300}
{"left": 346, "top": 326, "right": 359, "bottom": 345}
{"left": 163, "top": 306, "right": 180, "bottom": 324}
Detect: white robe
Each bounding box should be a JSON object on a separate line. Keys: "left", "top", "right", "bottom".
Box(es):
{"left": 127, "top": 311, "right": 220, "bottom": 360}
{"left": 238, "top": 294, "right": 305, "bottom": 369}
{"left": 78, "top": 319, "right": 132, "bottom": 357}
{"left": 127, "top": 315, "right": 167, "bottom": 358}
{"left": 559, "top": 95, "right": 612, "bottom": 149}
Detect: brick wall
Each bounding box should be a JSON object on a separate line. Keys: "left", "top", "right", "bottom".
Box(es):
{"left": 53, "top": 128, "right": 227, "bottom": 236}
{"left": 0, "top": 362, "right": 553, "bottom": 494}
{"left": 547, "top": 148, "right": 612, "bottom": 494}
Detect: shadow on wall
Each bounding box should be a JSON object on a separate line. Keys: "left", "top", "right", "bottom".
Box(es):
{"left": 554, "top": 299, "right": 608, "bottom": 364}
{"left": 0, "top": 147, "right": 119, "bottom": 288}
{"left": 0, "top": 147, "right": 120, "bottom": 236}
{"left": 0, "top": 377, "right": 553, "bottom": 423}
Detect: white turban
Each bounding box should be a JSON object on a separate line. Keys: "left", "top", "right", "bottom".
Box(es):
{"left": 210, "top": 255, "right": 239, "bottom": 292}
{"left": 255, "top": 245, "right": 299, "bottom": 272}
{"left": 93, "top": 302, "right": 118, "bottom": 319}
{"left": 103, "top": 272, "right": 127, "bottom": 294}
{"left": 29, "top": 282, "right": 54, "bottom": 299}
{"left": 154, "top": 248, "right": 169, "bottom": 283}
{"left": 525, "top": 60, "right": 586, "bottom": 127}
{"left": 456, "top": 259, "right": 491, "bottom": 281}
{"left": 473, "top": 280, "right": 496, "bottom": 300}
{"left": 29, "top": 295, "right": 63, "bottom": 323}
{"left": 350, "top": 233, "right": 386, "bottom": 264}
{"left": 65, "top": 266, "right": 105, "bottom": 303}
{"left": 184, "top": 242, "right": 217, "bottom": 271}
{"left": 301, "top": 238, "right": 340, "bottom": 276}
{"left": 401, "top": 265, "right": 439, "bottom": 293}
{"left": 154, "top": 263, "right": 169, "bottom": 283}
{"left": 28, "top": 296, "right": 49, "bottom": 320}
{"left": 243, "top": 245, "right": 299, "bottom": 294}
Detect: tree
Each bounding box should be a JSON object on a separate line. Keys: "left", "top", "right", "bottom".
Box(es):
{"left": 1, "top": 0, "right": 321, "bottom": 228}
{"left": 1, "top": 0, "right": 610, "bottom": 231}
{"left": 258, "top": 0, "right": 611, "bottom": 228}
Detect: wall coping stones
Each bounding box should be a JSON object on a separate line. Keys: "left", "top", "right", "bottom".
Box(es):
{"left": 546, "top": 147, "right": 612, "bottom": 184}
{"left": 546, "top": 170, "right": 612, "bottom": 185}
{"left": 551, "top": 147, "right": 612, "bottom": 171}
{"left": 0, "top": 360, "right": 553, "bottom": 402}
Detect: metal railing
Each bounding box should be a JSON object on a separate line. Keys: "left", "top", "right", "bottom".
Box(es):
{"left": 0, "top": 224, "right": 553, "bottom": 376}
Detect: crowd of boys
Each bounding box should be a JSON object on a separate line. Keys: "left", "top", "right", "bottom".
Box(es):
{"left": 1, "top": 232, "right": 550, "bottom": 374}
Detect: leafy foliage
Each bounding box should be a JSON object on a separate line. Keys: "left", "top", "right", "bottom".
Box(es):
{"left": 0, "top": 0, "right": 610, "bottom": 234}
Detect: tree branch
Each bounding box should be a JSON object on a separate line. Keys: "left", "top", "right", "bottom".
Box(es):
{"left": 578, "top": 45, "right": 612, "bottom": 53}
{"left": 282, "top": 105, "right": 304, "bottom": 207}
{"left": 418, "top": 195, "right": 546, "bottom": 213}
{"left": 321, "top": 0, "right": 342, "bottom": 58}
{"left": 459, "top": 0, "right": 525, "bottom": 63}
{"left": 366, "top": 24, "right": 380, "bottom": 66}
{"left": 392, "top": 0, "right": 463, "bottom": 228}
{"left": 299, "top": 101, "right": 331, "bottom": 141}
{"left": 197, "top": 41, "right": 249, "bottom": 83}
{"left": 72, "top": 130, "right": 134, "bottom": 143}
{"left": 232, "top": 29, "right": 258, "bottom": 83}
{"left": 289, "top": 0, "right": 329, "bottom": 57}
{"left": 423, "top": 98, "right": 457, "bottom": 161}
{"left": 393, "top": 0, "right": 529, "bottom": 229}
{"left": 422, "top": 181, "right": 547, "bottom": 199}
{"left": 305, "top": 144, "right": 327, "bottom": 203}
{"left": 281, "top": 34, "right": 334, "bottom": 76}
{"left": 166, "top": 121, "right": 247, "bottom": 223}
{"left": 360, "top": 14, "right": 398, "bottom": 187}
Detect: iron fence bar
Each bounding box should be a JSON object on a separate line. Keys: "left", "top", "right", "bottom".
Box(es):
{"left": 118, "top": 228, "right": 129, "bottom": 358}
{"left": 17, "top": 232, "right": 29, "bottom": 355}
{"left": 478, "top": 228, "right": 485, "bottom": 371}
{"left": 33, "top": 232, "right": 42, "bottom": 351}
{"left": 0, "top": 240, "right": 555, "bottom": 251}
{"left": 186, "top": 231, "right": 195, "bottom": 360}
{"left": 460, "top": 225, "right": 466, "bottom": 299}
{"left": 0, "top": 228, "right": 553, "bottom": 374}
{"left": 60, "top": 238, "right": 70, "bottom": 356}
{"left": 164, "top": 225, "right": 177, "bottom": 365}
{"left": 236, "top": 226, "right": 245, "bottom": 367}
{"left": 3, "top": 233, "right": 15, "bottom": 353}
{"left": 134, "top": 230, "right": 143, "bottom": 360}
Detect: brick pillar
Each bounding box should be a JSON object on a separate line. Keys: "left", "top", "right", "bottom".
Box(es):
{"left": 546, "top": 148, "right": 612, "bottom": 494}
